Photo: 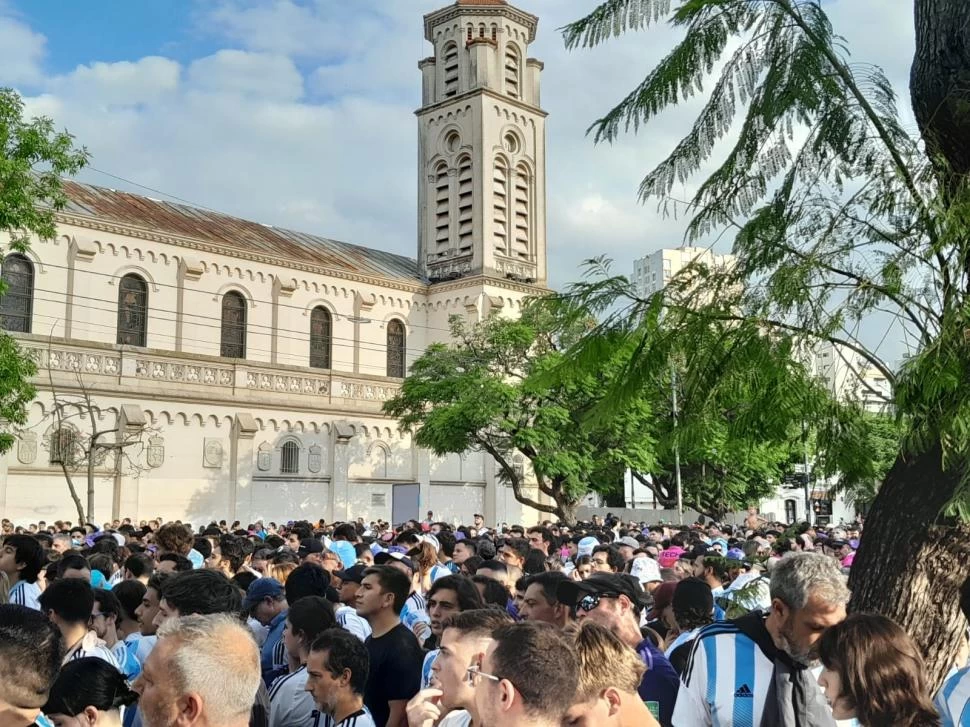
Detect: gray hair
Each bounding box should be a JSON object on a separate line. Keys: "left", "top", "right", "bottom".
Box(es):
{"left": 769, "top": 551, "right": 850, "bottom": 609}
{"left": 157, "top": 613, "right": 260, "bottom": 725}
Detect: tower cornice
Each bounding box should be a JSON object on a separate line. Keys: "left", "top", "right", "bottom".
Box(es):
{"left": 415, "top": 86, "right": 548, "bottom": 118}
{"left": 423, "top": 4, "right": 538, "bottom": 43}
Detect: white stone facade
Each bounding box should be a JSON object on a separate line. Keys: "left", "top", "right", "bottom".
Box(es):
{"left": 0, "top": 0, "right": 551, "bottom": 527}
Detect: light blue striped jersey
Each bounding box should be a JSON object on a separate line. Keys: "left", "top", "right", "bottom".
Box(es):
{"left": 672, "top": 620, "right": 775, "bottom": 726}
{"left": 937, "top": 666, "right": 970, "bottom": 726}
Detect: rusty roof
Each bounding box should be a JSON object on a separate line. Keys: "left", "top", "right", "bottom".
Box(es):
{"left": 58, "top": 179, "right": 425, "bottom": 285}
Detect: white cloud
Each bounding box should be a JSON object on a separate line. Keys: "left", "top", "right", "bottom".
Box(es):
{"left": 187, "top": 50, "right": 304, "bottom": 101}
{"left": 0, "top": 13, "right": 45, "bottom": 85}
{"left": 47, "top": 57, "right": 181, "bottom": 106}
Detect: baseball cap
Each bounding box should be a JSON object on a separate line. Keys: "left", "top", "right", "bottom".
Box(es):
{"left": 298, "top": 538, "right": 324, "bottom": 558}
{"left": 577, "top": 536, "right": 599, "bottom": 557}
{"left": 647, "top": 581, "right": 678, "bottom": 620}
{"left": 243, "top": 577, "right": 284, "bottom": 611}
{"left": 334, "top": 563, "right": 368, "bottom": 584}
{"left": 726, "top": 548, "right": 745, "bottom": 561}
{"left": 618, "top": 536, "right": 640, "bottom": 550}
{"left": 658, "top": 549, "right": 681, "bottom": 568}
{"left": 630, "top": 555, "right": 662, "bottom": 585}
{"left": 374, "top": 551, "right": 415, "bottom": 572}
{"left": 557, "top": 573, "right": 649, "bottom": 612}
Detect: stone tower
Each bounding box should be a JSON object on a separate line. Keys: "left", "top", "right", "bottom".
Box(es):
{"left": 417, "top": 0, "right": 547, "bottom": 286}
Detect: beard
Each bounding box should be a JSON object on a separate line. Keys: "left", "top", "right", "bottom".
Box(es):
{"left": 778, "top": 618, "right": 819, "bottom": 667}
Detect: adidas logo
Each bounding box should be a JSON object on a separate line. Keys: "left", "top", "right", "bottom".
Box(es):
{"left": 734, "top": 684, "right": 753, "bottom": 698}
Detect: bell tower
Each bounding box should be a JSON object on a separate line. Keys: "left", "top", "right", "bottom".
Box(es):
{"left": 417, "top": 0, "right": 547, "bottom": 286}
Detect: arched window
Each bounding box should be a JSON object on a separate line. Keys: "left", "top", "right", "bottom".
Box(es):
{"left": 309, "top": 306, "right": 332, "bottom": 369}
{"left": 281, "top": 440, "right": 299, "bottom": 474}
{"left": 433, "top": 162, "right": 450, "bottom": 257}
{"left": 442, "top": 42, "right": 459, "bottom": 98}
{"left": 492, "top": 157, "right": 509, "bottom": 255}
{"left": 386, "top": 320, "right": 406, "bottom": 378}
{"left": 220, "top": 291, "right": 247, "bottom": 359}
{"left": 512, "top": 163, "right": 531, "bottom": 260}
{"left": 456, "top": 155, "right": 473, "bottom": 255}
{"left": 116, "top": 274, "right": 148, "bottom": 346}
{"left": 0, "top": 254, "right": 34, "bottom": 333}
{"left": 504, "top": 44, "right": 520, "bottom": 99}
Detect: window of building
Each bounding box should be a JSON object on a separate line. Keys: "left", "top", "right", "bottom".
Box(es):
{"left": 309, "top": 306, "right": 332, "bottom": 369}
{"left": 116, "top": 274, "right": 148, "bottom": 347}
{"left": 433, "top": 162, "right": 450, "bottom": 256}
{"left": 512, "top": 163, "right": 531, "bottom": 260}
{"left": 456, "top": 155, "right": 474, "bottom": 255}
{"left": 504, "top": 44, "right": 520, "bottom": 99}
{"left": 0, "top": 254, "right": 34, "bottom": 333}
{"left": 281, "top": 440, "right": 299, "bottom": 474}
{"left": 442, "top": 42, "right": 459, "bottom": 98}
{"left": 50, "top": 427, "right": 77, "bottom": 466}
{"left": 386, "top": 320, "right": 406, "bottom": 378}
{"left": 492, "top": 157, "right": 509, "bottom": 255}
{"left": 220, "top": 291, "right": 247, "bottom": 359}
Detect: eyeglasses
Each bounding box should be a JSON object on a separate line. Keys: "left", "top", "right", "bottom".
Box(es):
{"left": 465, "top": 664, "right": 502, "bottom": 685}
{"left": 575, "top": 592, "right": 620, "bottom": 614}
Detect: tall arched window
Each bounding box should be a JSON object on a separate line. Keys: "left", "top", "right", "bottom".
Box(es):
{"left": 0, "top": 254, "right": 34, "bottom": 333}
{"left": 116, "top": 274, "right": 148, "bottom": 346}
{"left": 512, "top": 163, "right": 532, "bottom": 260}
{"left": 309, "top": 306, "right": 332, "bottom": 369}
{"left": 442, "top": 42, "right": 459, "bottom": 98}
{"left": 492, "top": 157, "right": 509, "bottom": 255}
{"left": 386, "top": 320, "right": 406, "bottom": 378}
{"left": 220, "top": 291, "right": 247, "bottom": 359}
{"left": 281, "top": 440, "right": 299, "bottom": 474}
{"left": 504, "top": 44, "right": 520, "bottom": 99}
{"left": 456, "top": 155, "right": 474, "bottom": 255}
{"left": 433, "top": 161, "right": 450, "bottom": 257}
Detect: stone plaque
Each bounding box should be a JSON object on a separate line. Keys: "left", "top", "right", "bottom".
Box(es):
{"left": 257, "top": 442, "right": 272, "bottom": 472}
{"left": 147, "top": 435, "right": 165, "bottom": 468}
{"left": 308, "top": 444, "right": 322, "bottom": 473}
{"left": 203, "top": 439, "right": 224, "bottom": 469}
{"left": 17, "top": 432, "right": 36, "bottom": 464}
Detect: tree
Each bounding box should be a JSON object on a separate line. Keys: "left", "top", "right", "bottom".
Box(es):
{"left": 563, "top": 0, "right": 970, "bottom": 684}
{"left": 383, "top": 308, "right": 656, "bottom": 523}
{"left": 0, "top": 88, "right": 88, "bottom": 451}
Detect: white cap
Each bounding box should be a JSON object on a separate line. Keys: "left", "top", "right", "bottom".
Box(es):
{"left": 631, "top": 554, "right": 662, "bottom": 584}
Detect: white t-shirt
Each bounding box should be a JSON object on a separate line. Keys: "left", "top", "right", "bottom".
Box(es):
{"left": 315, "top": 707, "right": 377, "bottom": 727}
{"left": 336, "top": 605, "right": 372, "bottom": 641}
{"left": 438, "top": 710, "right": 472, "bottom": 727}
{"left": 269, "top": 666, "right": 316, "bottom": 727}
{"left": 9, "top": 580, "right": 42, "bottom": 610}
{"left": 64, "top": 631, "right": 122, "bottom": 669}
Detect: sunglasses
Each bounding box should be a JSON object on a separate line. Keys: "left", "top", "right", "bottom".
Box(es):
{"left": 465, "top": 664, "right": 502, "bottom": 685}
{"left": 575, "top": 592, "right": 620, "bottom": 614}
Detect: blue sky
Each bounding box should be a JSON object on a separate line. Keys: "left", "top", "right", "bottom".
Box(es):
{"left": 0, "top": 0, "right": 918, "bottom": 363}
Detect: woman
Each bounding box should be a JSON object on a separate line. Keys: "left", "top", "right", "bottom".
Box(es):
{"left": 817, "top": 613, "right": 939, "bottom": 727}
{"left": 43, "top": 657, "right": 137, "bottom": 726}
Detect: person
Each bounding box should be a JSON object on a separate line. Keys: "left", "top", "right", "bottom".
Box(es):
{"left": 417, "top": 576, "right": 485, "bottom": 689}
{"left": 817, "top": 613, "right": 938, "bottom": 727}
{"left": 373, "top": 552, "right": 428, "bottom": 632}
{"left": 38, "top": 578, "right": 120, "bottom": 668}
{"left": 268, "top": 596, "right": 336, "bottom": 727}
{"left": 471, "top": 621, "right": 579, "bottom": 727}
{"left": 452, "top": 540, "right": 476, "bottom": 568}
{"left": 92, "top": 588, "right": 142, "bottom": 678}
{"left": 153, "top": 522, "right": 203, "bottom": 569}
{"left": 407, "top": 608, "right": 512, "bottom": 727}
{"left": 131, "top": 572, "right": 171, "bottom": 666}
{"left": 0, "top": 604, "right": 62, "bottom": 727}
{"left": 355, "top": 566, "right": 423, "bottom": 727}
{"left": 526, "top": 527, "right": 554, "bottom": 557}
{"left": 2, "top": 533, "right": 45, "bottom": 609}
{"left": 330, "top": 524, "right": 360, "bottom": 570}
{"left": 673, "top": 551, "right": 849, "bottom": 726}
{"left": 518, "top": 571, "right": 570, "bottom": 628}
{"left": 663, "top": 578, "right": 715, "bottom": 667}
{"left": 57, "top": 552, "right": 94, "bottom": 582}
{"left": 124, "top": 554, "right": 154, "bottom": 584}
{"left": 937, "top": 580, "right": 970, "bottom": 726}
{"left": 558, "top": 572, "right": 679, "bottom": 726}
{"left": 332, "top": 564, "right": 372, "bottom": 641}
{"left": 591, "top": 545, "right": 624, "bottom": 574}
{"left": 112, "top": 579, "right": 146, "bottom": 640}
{"left": 43, "top": 656, "right": 139, "bottom": 727}
{"left": 305, "top": 627, "right": 375, "bottom": 727}
{"left": 498, "top": 538, "right": 530, "bottom": 571}
{"left": 132, "top": 614, "right": 261, "bottom": 727}
{"left": 242, "top": 577, "right": 289, "bottom": 683}
{"left": 563, "top": 620, "right": 661, "bottom": 727}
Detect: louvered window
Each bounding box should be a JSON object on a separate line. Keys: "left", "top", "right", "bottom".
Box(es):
{"left": 434, "top": 163, "right": 450, "bottom": 255}
{"left": 493, "top": 159, "right": 509, "bottom": 255}
{"left": 117, "top": 274, "right": 148, "bottom": 346}
{"left": 0, "top": 254, "right": 34, "bottom": 333}
{"left": 443, "top": 43, "right": 459, "bottom": 98}
{"left": 457, "top": 156, "right": 473, "bottom": 254}
{"left": 309, "top": 306, "right": 332, "bottom": 369}
{"left": 505, "top": 45, "right": 520, "bottom": 99}
{"left": 220, "top": 291, "right": 247, "bottom": 359}
{"left": 512, "top": 164, "right": 531, "bottom": 259}
{"left": 50, "top": 427, "right": 77, "bottom": 465}
{"left": 386, "top": 320, "right": 406, "bottom": 378}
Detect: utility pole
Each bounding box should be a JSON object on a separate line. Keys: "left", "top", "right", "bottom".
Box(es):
{"left": 672, "top": 366, "right": 683, "bottom": 525}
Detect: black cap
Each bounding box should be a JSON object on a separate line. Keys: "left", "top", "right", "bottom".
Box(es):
{"left": 334, "top": 563, "right": 368, "bottom": 584}
{"left": 556, "top": 573, "right": 648, "bottom": 610}
{"left": 298, "top": 538, "right": 324, "bottom": 558}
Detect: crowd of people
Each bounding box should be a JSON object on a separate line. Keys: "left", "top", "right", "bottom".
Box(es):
{"left": 0, "top": 508, "right": 967, "bottom": 726}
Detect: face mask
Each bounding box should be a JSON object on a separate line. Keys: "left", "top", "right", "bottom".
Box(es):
{"left": 72, "top": 538, "right": 82, "bottom": 547}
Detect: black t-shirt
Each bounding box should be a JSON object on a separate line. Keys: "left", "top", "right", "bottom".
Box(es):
{"left": 364, "top": 623, "right": 423, "bottom": 727}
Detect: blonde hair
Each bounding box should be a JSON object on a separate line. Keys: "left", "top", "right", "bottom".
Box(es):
{"left": 266, "top": 562, "right": 296, "bottom": 584}
{"left": 570, "top": 620, "right": 646, "bottom": 701}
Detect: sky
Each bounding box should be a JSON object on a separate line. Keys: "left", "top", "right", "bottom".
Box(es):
{"left": 0, "top": 0, "right": 918, "bottom": 359}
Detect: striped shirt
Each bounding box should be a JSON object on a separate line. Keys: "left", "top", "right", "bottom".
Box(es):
{"left": 421, "top": 649, "right": 439, "bottom": 689}
{"left": 400, "top": 592, "right": 429, "bottom": 630}
{"left": 312, "top": 707, "right": 377, "bottom": 727}
{"left": 937, "top": 666, "right": 970, "bottom": 726}
{"left": 673, "top": 620, "right": 775, "bottom": 726}
{"left": 336, "top": 605, "right": 372, "bottom": 642}
{"left": 268, "top": 666, "right": 316, "bottom": 727}
{"left": 9, "top": 579, "right": 41, "bottom": 610}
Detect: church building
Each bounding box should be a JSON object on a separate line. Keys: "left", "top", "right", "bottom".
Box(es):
{"left": 0, "top": 0, "right": 551, "bottom": 526}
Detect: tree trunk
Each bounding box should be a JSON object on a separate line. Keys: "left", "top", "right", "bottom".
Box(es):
{"left": 910, "top": 0, "right": 970, "bottom": 186}
{"left": 59, "top": 461, "right": 86, "bottom": 526}
{"left": 848, "top": 442, "right": 970, "bottom": 689}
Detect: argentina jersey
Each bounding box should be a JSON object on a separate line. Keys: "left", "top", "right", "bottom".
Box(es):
{"left": 937, "top": 666, "right": 970, "bottom": 726}
{"left": 672, "top": 620, "right": 775, "bottom": 726}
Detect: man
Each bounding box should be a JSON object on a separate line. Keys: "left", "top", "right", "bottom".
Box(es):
{"left": 154, "top": 522, "right": 203, "bottom": 569}
{"left": 298, "top": 538, "right": 327, "bottom": 566}
{"left": 373, "top": 552, "right": 428, "bottom": 631}
{"left": 157, "top": 552, "right": 194, "bottom": 573}
{"left": 355, "top": 566, "right": 424, "bottom": 727}
{"left": 1, "top": 533, "right": 45, "bottom": 609}
{"left": 407, "top": 609, "right": 512, "bottom": 727}
{"left": 451, "top": 539, "right": 476, "bottom": 567}
{"left": 0, "top": 604, "right": 62, "bottom": 727}
{"left": 417, "top": 576, "right": 485, "bottom": 689}
{"left": 616, "top": 536, "right": 640, "bottom": 563}
{"left": 591, "top": 545, "right": 624, "bottom": 574}
{"left": 305, "top": 628, "right": 375, "bottom": 727}
{"left": 663, "top": 578, "right": 715, "bottom": 666}
{"left": 333, "top": 564, "right": 373, "bottom": 641}
{"left": 519, "top": 572, "right": 570, "bottom": 628}
{"left": 125, "top": 553, "right": 155, "bottom": 584}
{"left": 243, "top": 577, "right": 289, "bottom": 682}
{"left": 132, "top": 571, "right": 171, "bottom": 666}
{"left": 564, "top": 620, "right": 660, "bottom": 727}
{"left": 498, "top": 538, "right": 529, "bottom": 570}
{"left": 331, "top": 523, "right": 360, "bottom": 569}
{"left": 935, "top": 579, "right": 970, "bottom": 725}
{"left": 472, "top": 514, "right": 485, "bottom": 532}
{"left": 51, "top": 533, "right": 72, "bottom": 554}
{"left": 673, "top": 552, "right": 849, "bottom": 726}
{"left": 558, "top": 573, "right": 679, "bottom": 726}
{"left": 92, "top": 588, "right": 141, "bottom": 678}
{"left": 474, "top": 559, "right": 510, "bottom": 588}
{"left": 133, "top": 614, "right": 261, "bottom": 727}
{"left": 471, "top": 621, "right": 578, "bottom": 727}
{"left": 693, "top": 554, "right": 728, "bottom": 600}
{"left": 526, "top": 527, "right": 553, "bottom": 556}
{"left": 38, "top": 578, "right": 120, "bottom": 667}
